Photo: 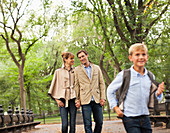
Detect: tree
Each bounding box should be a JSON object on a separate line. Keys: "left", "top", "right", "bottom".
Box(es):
{"left": 71, "top": 0, "right": 170, "bottom": 88}
{"left": 0, "top": 0, "right": 48, "bottom": 111}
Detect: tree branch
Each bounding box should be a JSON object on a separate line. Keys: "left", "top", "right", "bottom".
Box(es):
{"left": 117, "top": 0, "right": 133, "bottom": 36}
{"left": 144, "top": 3, "right": 169, "bottom": 38}
{"left": 124, "top": 0, "right": 136, "bottom": 23}
{"left": 24, "top": 33, "right": 46, "bottom": 56}
{"left": 107, "top": 0, "right": 130, "bottom": 43}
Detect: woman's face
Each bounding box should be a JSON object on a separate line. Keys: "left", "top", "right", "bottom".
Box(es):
{"left": 65, "top": 56, "right": 74, "bottom": 66}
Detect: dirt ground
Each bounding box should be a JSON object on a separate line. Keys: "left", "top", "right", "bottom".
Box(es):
{"left": 24, "top": 120, "right": 170, "bottom": 133}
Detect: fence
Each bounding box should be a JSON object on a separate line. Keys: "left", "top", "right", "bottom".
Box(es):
{"left": 0, "top": 105, "right": 40, "bottom": 133}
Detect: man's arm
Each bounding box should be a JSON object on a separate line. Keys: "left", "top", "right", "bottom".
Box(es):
{"left": 74, "top": 68, "right": 81, "bottom": 108}
{"left": 98, "top": 67, "right": 106, "bottom": 102}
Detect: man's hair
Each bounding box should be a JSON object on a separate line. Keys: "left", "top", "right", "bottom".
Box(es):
{"left": 61, "top": 52, "right": 74, "bottom": 63}
{"left": 129, "top": 43, "right": 148, "bottom": 55}
{"left": 76, "top": 50, "right": 88, "bottom": 57}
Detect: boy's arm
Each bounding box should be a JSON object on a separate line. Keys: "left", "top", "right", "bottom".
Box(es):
{"left": 155, "top": 82, "right": 164, "bottom": 102}
{"left": 107, "top": 71, "right": 123, "bottom": 109}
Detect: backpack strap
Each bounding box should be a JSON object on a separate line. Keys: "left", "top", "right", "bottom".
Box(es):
{"left": 117, "top": 69, "right": 131, "bottom": 107}
{"left": 147, "top": 71, "right": 159, "bottom": 87}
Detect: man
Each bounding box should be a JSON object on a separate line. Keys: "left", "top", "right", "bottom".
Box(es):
{"left": 74, "top": 50, "right": 106, "bottom": 133}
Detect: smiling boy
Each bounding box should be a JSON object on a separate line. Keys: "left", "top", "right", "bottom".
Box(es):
{"left": 107, "top": 43, "right": 164, "bottom": 133}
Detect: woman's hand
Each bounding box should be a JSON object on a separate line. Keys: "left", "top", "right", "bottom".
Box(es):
{"left": 75, "top": 100, "right": 81, "bottom": 108}
{"left": 56, "top": 99, "right": 64, "bottom": 107}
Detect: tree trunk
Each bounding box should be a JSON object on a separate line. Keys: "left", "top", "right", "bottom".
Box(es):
{"left": 27, "top": 84, "right": 31, "bottom": 110}
{"left": 18, "top": 66, "right": 26, "bottom": 112}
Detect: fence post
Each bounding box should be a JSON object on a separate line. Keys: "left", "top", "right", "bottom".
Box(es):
{"left": 21, "top": 108, "right": 25, "bottom": 123}
{"left": 15, "top": 107, "right": 20, "bottom": 124}
{"left": 108, "top": 109, "right": 111, "bottom": 120}
{"left": 29, "top": 109, "right": 34, "bottom": 122}
{"left": 0, "top": 105, "right": 4, "bottom": 127}
{"left": 43, "top": 112, "right": 45, "bottom": 124}
{"left": 165, "top": 90, "right": 170, "bottom": 115}
{"left": 165, "top": 90, "right": 170, "bottom": 128}
{"left": 26, "top": 109, "right": 30, "bottom": 122}
{"left": 7, "top": 106, "right": 13, "bottom": 126}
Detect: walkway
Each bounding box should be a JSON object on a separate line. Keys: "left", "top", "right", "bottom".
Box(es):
{"left": 25, "top": 120, "right": 170, "bottom": 133}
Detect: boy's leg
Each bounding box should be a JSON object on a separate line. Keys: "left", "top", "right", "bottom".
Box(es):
{"left": 122, "top": 116, "right": 141, "bottom": 133}
{"left": 92, "top": 101, "right": 103, "bottom": 133}
{"left": 68, "top": 99, "right": 77, "bottom": 133}
{"left": 140, "top": 116, "right": 152, "bottom": 133}
{"left": 82, "top": 103, "right": 92, "bottom": 133}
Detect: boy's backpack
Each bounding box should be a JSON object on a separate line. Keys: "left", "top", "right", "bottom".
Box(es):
{"left": 117, "top": 69, "right": 159, "bottom": 110}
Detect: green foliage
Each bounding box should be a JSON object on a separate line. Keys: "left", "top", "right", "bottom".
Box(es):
{"left": 0, "top": 0, "right": 169, "bottom": 115}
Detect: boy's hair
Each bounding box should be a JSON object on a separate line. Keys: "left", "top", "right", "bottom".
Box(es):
{"left": 76, "top": 50, "right": 88, "bottom": 57}
{"left": 61, "top": 52, "right": 74, "bottom": 63}
{"left": 129, "top": 43, "right": 148, "bottom": 55}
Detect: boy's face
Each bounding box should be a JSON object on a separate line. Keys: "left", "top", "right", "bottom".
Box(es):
{"left": 129, "top": 50, "right": 149, "bottom": 69}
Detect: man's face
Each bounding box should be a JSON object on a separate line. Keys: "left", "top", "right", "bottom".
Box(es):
{"left": 77, "top": 52, "right": 89, "bottom": 65}
{"left": 129, "top": 50, "right": 149, "bottom": 69}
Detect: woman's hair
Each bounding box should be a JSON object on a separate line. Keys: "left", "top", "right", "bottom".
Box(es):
{"left": 129, "top": 43, "right": 148, "bottom": 55}
{"left": 76, "top": 50, "right": 88, "bottom": 57}
{"left": 61, "top": 52, "right": 74, "bottom": 63}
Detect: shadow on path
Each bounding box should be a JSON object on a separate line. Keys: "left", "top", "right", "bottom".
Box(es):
{"left": 25, "top": 120, "right": 170, "bottom": 133}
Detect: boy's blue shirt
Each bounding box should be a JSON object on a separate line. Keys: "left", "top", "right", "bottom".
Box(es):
{"left": 107, "top": 65, "right": 163, "bottom": 117}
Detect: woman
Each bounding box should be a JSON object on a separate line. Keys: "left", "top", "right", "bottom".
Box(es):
{"left": 48, "top": 52, "right": 77, "bottom": 133}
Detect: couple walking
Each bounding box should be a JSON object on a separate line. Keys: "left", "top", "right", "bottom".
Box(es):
{"left": 48, "top": 50, "right": 105, "bottom": 133}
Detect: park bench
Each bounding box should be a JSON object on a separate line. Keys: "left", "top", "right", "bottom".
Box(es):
{"left": 149, "top": 90, "right": 170, "bottom": 129}
{"left": 0, "top": 105, "right": 41, "bottom": 133}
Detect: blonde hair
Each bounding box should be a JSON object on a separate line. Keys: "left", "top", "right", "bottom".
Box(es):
{"left": 61, "top": 52, "right": 74, "bottom": 63}
{"left": 129, "top": 43, "right": 148, "bottom": 55}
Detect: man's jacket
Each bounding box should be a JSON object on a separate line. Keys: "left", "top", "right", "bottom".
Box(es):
{"left": 74, "top": 63, "right": 106, "bottom": 105}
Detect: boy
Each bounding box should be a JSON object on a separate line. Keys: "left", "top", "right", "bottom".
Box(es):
{"left": 107, "top": 43, "right": 164, "bottom": 133}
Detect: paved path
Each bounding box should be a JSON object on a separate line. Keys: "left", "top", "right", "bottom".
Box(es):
{"left": 25, "top": 120, "right": 170, "bottom": 133}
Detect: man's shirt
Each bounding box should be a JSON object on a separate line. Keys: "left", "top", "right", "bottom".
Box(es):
{"left": 107, "top": 66, "right": 163, "bottom": 117}
{"left": 84, "top": 64, "right": 91, "bottom": 80}
{"left": 83, "top": 63, "right": 95, "bottom": 101}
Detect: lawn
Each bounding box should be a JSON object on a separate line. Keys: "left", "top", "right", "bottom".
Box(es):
{"left": 34, "top": 112, "right": 118, "bottom": 124}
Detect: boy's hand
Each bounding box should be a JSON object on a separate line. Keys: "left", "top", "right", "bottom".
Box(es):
{"left": 75, "top": 100, "right": 81, "bottom": 108}
{"left": 100, "top": 99, "right": 105, "bottom": 106}
{"left": 114, "top": 106, "right": 124, "bottom": 118}
{"left": 157, "top": 82, "right": 164, "bottom": 96}
{"left": 56, "top": 99, "right": 64, "bottom": 107}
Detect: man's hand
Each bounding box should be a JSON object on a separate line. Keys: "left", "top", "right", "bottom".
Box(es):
{"left": 100, "top": 99, "right": 105, "bottom": 106}
{"left": 157, "top": 82, "right": 164, "bottom": 96}
{"left": 75, "top": 100, "right": 81, "bottom": 108}
{"left": 114, "top": 106, "right": 124, "bottom": 118}
{"left": 56, "top": 99, "right": 64, "bottom": 107}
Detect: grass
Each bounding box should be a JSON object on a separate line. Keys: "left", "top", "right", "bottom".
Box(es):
{"left": 34, "top": 112, "right": 118, "bottom": 124}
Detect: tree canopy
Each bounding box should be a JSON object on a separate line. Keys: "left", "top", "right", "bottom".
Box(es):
{"left": 0, "top": 0, "right": 169, "bottom": 114}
